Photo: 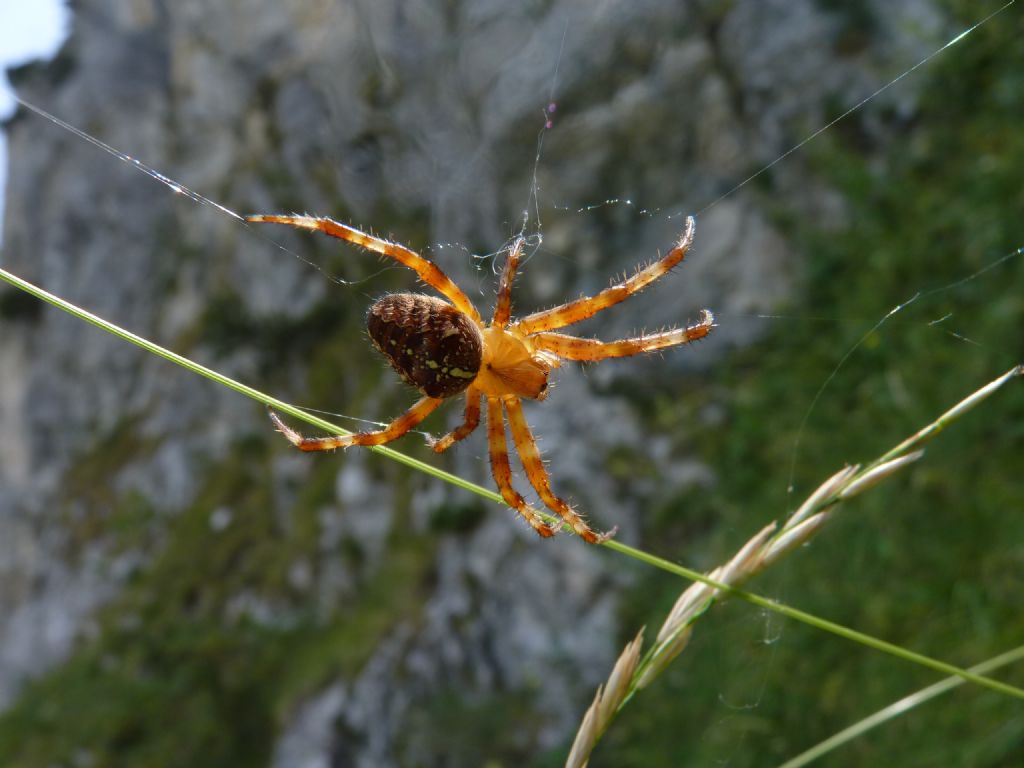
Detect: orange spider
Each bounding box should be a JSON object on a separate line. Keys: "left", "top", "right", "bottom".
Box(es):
{"left": 249, "top": 213, "right": 714, "bottom": 543}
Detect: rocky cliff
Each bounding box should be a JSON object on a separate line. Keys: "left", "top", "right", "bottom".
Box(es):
{"left": 1, "top": 1, "right": 979, "bottom": 766}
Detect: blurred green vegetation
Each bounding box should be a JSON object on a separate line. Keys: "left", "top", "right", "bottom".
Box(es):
{"left": 1, "top": 2, "right": 1023, "bottom": 767}
{"left": 591, "top": 2, "right": 1024, "bottom": 765}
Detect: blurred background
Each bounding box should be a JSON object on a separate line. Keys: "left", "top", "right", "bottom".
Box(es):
{"left": 0, "top": 1, "right": 1022, "bottom": 766}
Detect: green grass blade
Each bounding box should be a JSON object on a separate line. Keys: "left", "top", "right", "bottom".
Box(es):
{"left": 2, "top": 266, "right": 1022, "bottom": 704}
{"left": 778, "top": 645, "right": 1024, "bottom": 768}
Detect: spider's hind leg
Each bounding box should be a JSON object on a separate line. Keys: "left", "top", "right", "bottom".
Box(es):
{"left": 430, "top": 388, "right": 482, "bottom": 453}
{"left": 269, "top": 396, "right": 443, "bottom": 451}
{"left": 247, "top": 214, "right": 481, "bottom": 321}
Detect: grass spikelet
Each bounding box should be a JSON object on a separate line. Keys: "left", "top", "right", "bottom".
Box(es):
{"left": 565, "top": 365, "right": 1023, "bottom": 765}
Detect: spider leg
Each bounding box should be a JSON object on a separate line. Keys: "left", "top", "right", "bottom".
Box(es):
{"left": 430, "top": 387, "right": 482, "bottom": 453}
{"left": 491, "top": 237, "right": 524, "bottom": 328}
{"left": 511, "top": 216, "right": 695, "bottom": 334}
{"left": 486, "top": 397, "right": 559, "bottom": 538}
{"left": 248, "top": 214, "right": 481, "bottom": 322}
{"left": 269, "top": 396, "right": 443, "bottom": 451}
{"left": 531, "top": 309, "right": 714, "bottom": 361}
{"left": 503, "top": 396, "right": 616, "bottom": 544}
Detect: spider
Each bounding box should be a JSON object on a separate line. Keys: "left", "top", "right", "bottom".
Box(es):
{"left": 249, "top": 213, "right": 714, "bottom": 543}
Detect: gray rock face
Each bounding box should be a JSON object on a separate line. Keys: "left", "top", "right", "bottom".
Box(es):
{"left": 0, "top": 0, "right": 940, "bottom": 763}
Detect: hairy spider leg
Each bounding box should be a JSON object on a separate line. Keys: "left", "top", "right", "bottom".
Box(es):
{"left": 504, "top": 396, "right": 616, "bottom": 544}
{"left": 430, "top": 386, "right": 482, "bottom": 453}
{"left": 492, "top": 237, "right": 524, "bottom": 328}
{"left": 532, "top": 309, "right": 715, "bottom": 361}
{"left": 486, "top": 397, "right": 559, "bottom": 538}
{"left": 511, "top": 215, "right": 696, "bottom": 334}
{"left": 269, "top": 396, "right": 443, "bottom": 451}
{"left": 248, "top": 214, "right": 482, "bottom": 322}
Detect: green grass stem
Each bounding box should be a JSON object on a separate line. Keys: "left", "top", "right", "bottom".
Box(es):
{"left": 2, "top": 265, "right": 1022, "bottom": 704}
{"left": 779, "top": 645, "right": 1024, "bottom": 768}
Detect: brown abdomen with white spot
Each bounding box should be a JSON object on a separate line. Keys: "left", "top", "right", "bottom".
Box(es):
{"left": 368, "top": 294, "right": 483, "bottom": 398}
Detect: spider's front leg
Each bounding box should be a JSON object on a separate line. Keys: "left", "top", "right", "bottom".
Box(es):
{"left": 503, "top": 396, "right": 616, "bottom": 544}
{"left": 511, "top": 216, "right": 696, "bottom": 334}
{"left": 486, "top": 398, "right": 560, "bottom": 538}
{"left": 269, "top": 396, "right": 443, "bottom": 451}
{"left": 532, "top": 309, "right": 715, "bottom": 361}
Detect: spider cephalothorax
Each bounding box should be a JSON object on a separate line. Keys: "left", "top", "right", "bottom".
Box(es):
{"left": 250, "top": 213, "right": 714, "bottom": 543}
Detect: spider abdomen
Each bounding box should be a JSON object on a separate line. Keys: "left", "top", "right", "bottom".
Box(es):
{"left": 368, "top": 293, "right": 483, "bottom": 398}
